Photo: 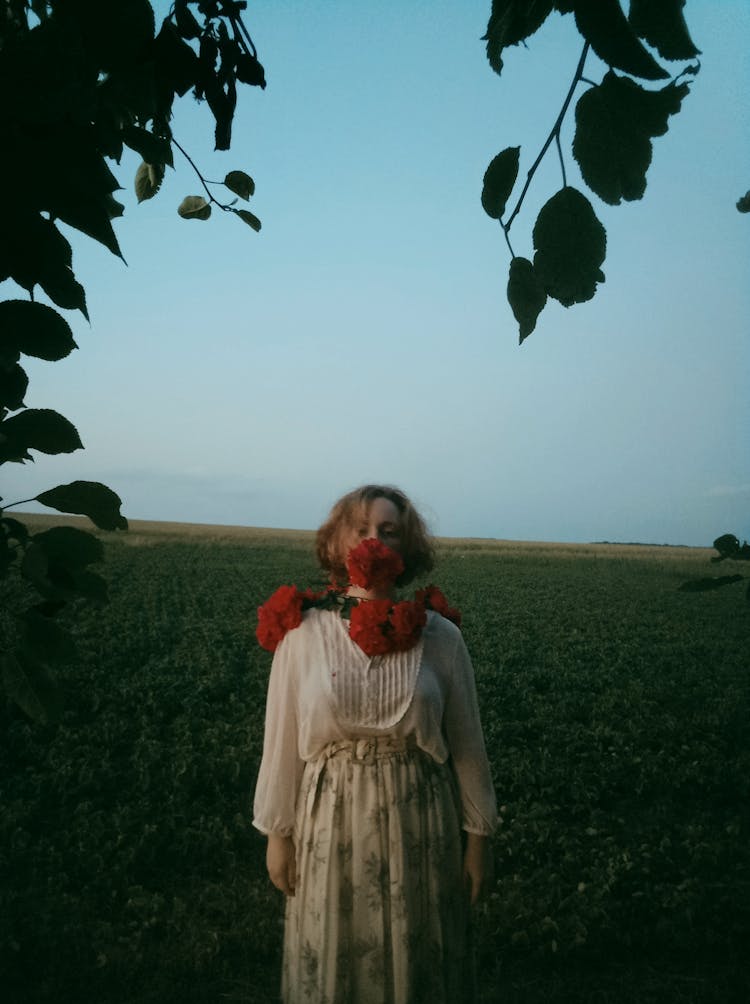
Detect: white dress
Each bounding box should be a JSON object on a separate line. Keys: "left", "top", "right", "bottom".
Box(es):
{"left": 253, "top": 608, "right": 498, "bottom": 1004}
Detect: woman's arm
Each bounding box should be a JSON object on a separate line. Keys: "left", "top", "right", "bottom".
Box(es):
{"left": 253, "top": 633, "right": 305, "bottom": 837}
{"left": 266, "top": 833, "right": 296, "bottom": 897}
{"left": 442, "top": 625, "right": 499, "bottom": 835}
{"left": 463, "top": 832, "right": 492, "bottom": 905}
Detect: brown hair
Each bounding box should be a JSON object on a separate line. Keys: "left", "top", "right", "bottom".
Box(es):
{"left": 316, "top": 484, "right": 435, "bottom": 587}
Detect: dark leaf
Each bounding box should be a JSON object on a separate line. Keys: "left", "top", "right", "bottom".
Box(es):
{"left": 21, "top": 542, "right": 49, "bottom": 588}
{"left": 0, "top": 409, "right": 82, "bottom": 461}
{"left": 199, "top": 34, "right": 219, "bottom": 79}
{"left": 482, "top": 0, "right": 554, "bottom": 75}
{"left": 2, "top": 517, "right": 30, "bottom": 547}
{"left": 30, "top": 0, "right": 50, "bottom": 20}
{"left": 0, "top": 300, "right": 77, "bottom": 363}
{"left": 174, "top": 0, "right": 202, "bottom": 39}
{"left": 533, "top": 187, "right": 606, "bottom": 306}
{"left": 104, "top": 194, "right": 125, "bottom": 219}
{"left": 30, "top": 599, "right": 67, "bottom": 618}
{"left": 507, "top": 257, "right": 547, "bottom": 343}
{"left": 52, "top": 199, "right": 123, "bottom": 261}
{"left": 38, "top": 271, "right": 88, "bottom": 319}
{"left": 0, "top": 364, "right": 28, "bottom": 410}
{"left": 123, "top": 126, "right": 174, "bottom": 168}
{"left": 737, "top": 191, "right": 750, "bottom": 213}
{"left": 32, "top": 526, "right": 104, "bottom": 569}
{"left": 36, "top": 481, "right": 128, "bottom": 531}
{"left": 178, "top": 196, "right": 212, "bottom": 220}
{"left": 0, "top": 16, "right": 94, "bottom": 127}
{"left": 32, "top": 131, "right": 125, "bottom": 258}
{"left": 235, "top": 208, "right": 261, "bottom": 231}
{"left": 208, "top": 72, "right": 236, "bottom": 150}
{"left": 678, "top": 575, "right": 744, "bottom": 593}
{"left": 69, "top": 0, "right": 155, "bottom": 73}
{"left": 69, "top": 568, "right": 108, "bottom": 603}
{"left": 0, "top": 539, "right": 17, "bottom": 575}
{"left": 218, "top": 36, "right": 241, "bottom": 87}
{"left": 574, "top": 0, "right": 669, "bottom": 80}
{"left": 629, "top": 0, "right": 700, "bottom": 61}
{"left": 5, "top": 213, "right": 88, "bottom": 319}
{"left": 235, "top": 53, "right": 266, "bottom": 88}
{"left": 1, "top": 651, "right": 62, "bottom": 724}
{"left": 97, "top": 63, "right": 159, "bottom": 139}
{"left": 20, "top": 610, "right": 76, "bottom": 665}
{"left": 713, "top": 533, "right": 741, "bottom": 560}
{"left": 481, "top": 147, "right": 520, "bottom": 220}
{"left": 154, "top": 21, "right": 201, "bottom": 97}
{"left": 135, "top": 161, "right": 165, "bottom": 203}
{"left": 224, "top": 170, "right": 255, "bottom": 200}
{"left": 573, "top": 71, "right": 690, "bottom": 204}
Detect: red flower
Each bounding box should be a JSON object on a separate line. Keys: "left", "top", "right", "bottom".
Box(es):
{"left": 349, "top": 598, "right": 393, "bottom": 656}
{"left": 256, "top": 584, "right": 304, "bottom": 652}
{"left": 346, "top": 538, "right": 404, "bottom": 592}
{"left": 416, "top": 584, "right": 462, "bottom": 628}
{"left": 389, "top": 599, "right": 427, "bottom": 651}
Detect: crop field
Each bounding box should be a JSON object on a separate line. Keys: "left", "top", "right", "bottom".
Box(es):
{"left": 1, "top": 516, "right": 749, "bottom": 1004}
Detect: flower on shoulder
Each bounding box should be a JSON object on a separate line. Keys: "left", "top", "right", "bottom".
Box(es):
{"left": 389, "top": 599, "right": 427, "bottom": 651}
{"left": 346, "top": 538, "right": 405, "bottom": 592}
{"left": 416, "top": 584, "right": 462, "bottom": 628}
{"left": 349, "top": 598, "right": 393, "bottom": 656}
{"left": 256, "top": 584, "right": 304, "bottom": 652}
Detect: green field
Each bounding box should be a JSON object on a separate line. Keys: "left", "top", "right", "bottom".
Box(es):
{"left": 1, "top": 517, "right": 748, "bottom": 1003}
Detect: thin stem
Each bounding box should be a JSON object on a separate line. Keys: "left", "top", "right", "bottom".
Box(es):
{"left": 172, "top": 137, "right": 232, "bottom": 211}
{"left": 503, "top": 40, "right": 589, "bottom": 235}
{"left": 501, "top": 224, "right": 515, "bottom": 259}
{"left": 4, "top": 497, "right": 37, "bottom": 509}
{"left": 220, "top": 0, "right": 257, "bottom": 58}
{"left": 555, "top": 130, "right": 567, "bottom": 188}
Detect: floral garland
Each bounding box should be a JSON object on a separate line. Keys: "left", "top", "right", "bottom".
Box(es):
{"left": 256, "top": 538, "right": 461, "bottom": 657}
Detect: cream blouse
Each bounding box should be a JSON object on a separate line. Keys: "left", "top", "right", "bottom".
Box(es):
{"left": 252, "top": 608, "right": 498, "bottom": 838}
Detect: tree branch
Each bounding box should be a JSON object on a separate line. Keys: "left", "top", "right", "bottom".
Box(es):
{"left": 503, "top": 41, "right": 589, "bottom": 236}
{"left": 172, "top": 137, "right": 234, "bottom": 211}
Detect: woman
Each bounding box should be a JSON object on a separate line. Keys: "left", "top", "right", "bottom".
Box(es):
{"left": 253, "top": 485, "right": 497, "bottom": 1004}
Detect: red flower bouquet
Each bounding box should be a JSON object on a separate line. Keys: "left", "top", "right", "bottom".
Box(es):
{"left": 348, "top": 598, "right": 395, "bottom": 656}
{"left": 389, "top": 600, "right": 427, "bottom": 650}
{"left": 255, "top": 554, "right": 462, "bottom": 656}
{"left": 348, "top": 597, "right": 427, "bottom": 657}
{"left": 416, "top": 585, "right": 462, "bottom": 628}
{"left": 256, "top": 584, "right": 305, "bottom": 652}
{"left": 346, "top": 538, "right": 405, "bottom": 592}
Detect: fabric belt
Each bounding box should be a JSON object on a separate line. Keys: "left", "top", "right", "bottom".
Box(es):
{"left": 306, "top": 736, "right": 417, "bottom": 816}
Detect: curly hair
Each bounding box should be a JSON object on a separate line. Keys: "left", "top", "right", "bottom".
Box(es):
{"left": 316, "top": 485, "right": 434, "bottom": 587}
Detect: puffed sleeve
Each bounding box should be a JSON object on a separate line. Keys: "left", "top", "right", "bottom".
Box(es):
{"left": 252, "top": 632, "right": 306, "bottom": 836}
{"left": 442, "top": 626, "right": 498, "bottom": 835}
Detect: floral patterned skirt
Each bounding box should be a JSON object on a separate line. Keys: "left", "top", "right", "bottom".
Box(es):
{"left": 282, "top": 737, "right": 474, "bottom": 1004}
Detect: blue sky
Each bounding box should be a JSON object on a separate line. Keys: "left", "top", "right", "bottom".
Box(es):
{"left": 5, "top": 0, "right": 749, "bottom": 545}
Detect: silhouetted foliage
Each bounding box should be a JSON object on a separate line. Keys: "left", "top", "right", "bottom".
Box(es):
{"left": 481, "top": 0, "right": 701, "bottom": 343}
{"left": 679, "top": 533, "right": 750, "bottom": 601}
{"left": 1, "top": 0, "right": 265, "bottom": 722}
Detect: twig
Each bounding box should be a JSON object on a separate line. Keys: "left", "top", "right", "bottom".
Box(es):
{"left": 171, "top": 137, "right": 233, "bottom": 211}
{"left": 4, "top": 497, "right": 37, "bottom": 509}
{"left": 503, "top": 41, "right": 590, "bottom": 235}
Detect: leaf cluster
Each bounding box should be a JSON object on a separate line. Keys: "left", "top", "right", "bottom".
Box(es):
{"left": 678, "top": 533, "right": 750, "bottom": 600}
{"left": 481, "top": 0, "right": 700, "bottom": 342}
{"left": 1, "top": 1, "right": 266, "bottom": 722}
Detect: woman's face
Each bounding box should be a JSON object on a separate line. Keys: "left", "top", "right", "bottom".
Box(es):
{"left": 341, "top": 496, "right": 403, "bottom": 559}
